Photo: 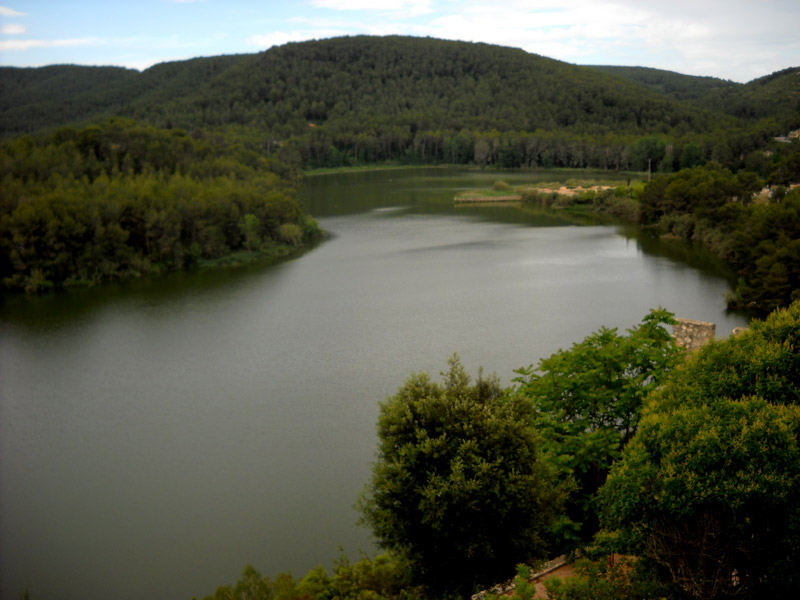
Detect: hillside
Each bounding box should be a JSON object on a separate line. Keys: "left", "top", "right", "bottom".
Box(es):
{"left": 699, "top": 66, "right": 800, "bottom": 120}
{"left": 586, "top": 64, "right": 800, "bottom": 121}
{"left": 585, "top": 65, "right": 736, "bottom": 102}
{"left": 1, "top": 36, "right": 726, "bottom": 136}
{"left": 0, "top": 64, "right": 140, "bottom": 136}
{"left": 0, "top": 55, "right": 247, "bottom": 137}
{"left": 2, "top": 36, "right": 798, "bottom": 171}
{"left": 127, "top": 36, "right": 723, "bottom": 134}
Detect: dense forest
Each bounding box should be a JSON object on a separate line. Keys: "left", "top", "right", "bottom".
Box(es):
{"left": 637, "top": 158, "right": 800, "bottom": 311}
{"left": 0, "top": 119, "right": 322, "bottom": 292}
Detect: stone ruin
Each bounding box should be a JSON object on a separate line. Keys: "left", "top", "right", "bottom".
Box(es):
{"left": 672, "top": 318, "right": 716, "bottom": 351}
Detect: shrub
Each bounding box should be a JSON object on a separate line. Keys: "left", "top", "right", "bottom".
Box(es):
{"left": 276, "top": 222, "right": 303, "bottom": 246}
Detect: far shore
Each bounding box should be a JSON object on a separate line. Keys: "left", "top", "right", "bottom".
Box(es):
{"left": 454, "top": 184, "right": 619, "bottom": 203}
{"left": 303, "top": 163, "right": 645, "bottom": 178}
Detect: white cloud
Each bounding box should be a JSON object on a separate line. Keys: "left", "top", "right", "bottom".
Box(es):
{"left": 246, "top": 31, "right": 343, "bottom": 49}
{"left": 0, "top": 37, "right": 103, "bottom": 51}
{"left": 310, "top": 0, "right": 432, "bottom": 16}
{"left": 0, "top": 6, "right": 25, "bottom": 16}
{"left": 384, "top": 0, "right": 798, "bottom": 81}
{"left": 242, "top": 1, "right": 798, "bottom": 81}
{"left": 1, "top": 23, "right": 25, "bottom": 34}
{"left": 1, "top": 0, "right": 795, "bottom": 82}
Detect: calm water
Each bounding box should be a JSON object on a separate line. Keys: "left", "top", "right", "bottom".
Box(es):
{"left": 0, "top": 168, "right": 749, "bottom": 600}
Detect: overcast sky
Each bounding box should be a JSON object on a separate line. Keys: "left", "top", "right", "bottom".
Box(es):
{"left": 1, "top": 0, "right": 798, "bottom": 83}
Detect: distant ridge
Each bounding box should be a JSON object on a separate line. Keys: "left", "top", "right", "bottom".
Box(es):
{"left": 584, "top": 65, "right": 736, "bottom": 102}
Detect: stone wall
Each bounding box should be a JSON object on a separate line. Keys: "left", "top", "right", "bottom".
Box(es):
{"left": 672, "top": 318, "right": 716, "bottom": 351}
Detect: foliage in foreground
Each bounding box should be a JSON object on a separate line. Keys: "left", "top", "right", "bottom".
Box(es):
{"left": 513, "top": 309, "right": 680, "bottom": 551}
{"left": 480, "top": 558, "right": 669, "bottom": 600}
{"left": 542, "top": 557, "right": 669, "bottom": 600}
{"left": 601, "top": 300, "right": 800, "bottom": 599}
{"left": 198, "top": 554, "right": 424, "bottom": 600}
{"left": 358, "top": 355, "right": 566, "bottom": 597}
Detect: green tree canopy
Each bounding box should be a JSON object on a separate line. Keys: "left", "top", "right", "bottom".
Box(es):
{"left": 358, "top": 355, "right": 566, "bottom": 597}
{"left": 0, "top": 119, "right": 322, "bottom": 292}
{"left": 512, "top": 309, "right": 680, "bottom": 550}
{"left": 600, "top": 300, "right": 800, "bottom": 600}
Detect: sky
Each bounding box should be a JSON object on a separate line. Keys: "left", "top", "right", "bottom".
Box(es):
{"left": 1, "top": 0, "right": 798, "bottom": 83}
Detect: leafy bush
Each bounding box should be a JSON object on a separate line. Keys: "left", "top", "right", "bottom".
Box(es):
{"left": 513, "top": 309, "right": 679, "bottom": 551}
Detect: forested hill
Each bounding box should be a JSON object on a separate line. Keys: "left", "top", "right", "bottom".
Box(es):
{"left": 2, "top": 35, "right": 795, "bottom": 137}
{"left": 2, "top": 35, "right": 799, "bottom": 171}
{"left": 3, "top": 36, "right": 705, "bottom": 137}
{"left": 126, "top": 35, "right": 717, "bottom": 135}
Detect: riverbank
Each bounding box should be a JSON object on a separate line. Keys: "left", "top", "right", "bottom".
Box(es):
{"left": 454, "top": 178, "right": 645, "bottom": 223}
{"left": 303, "top": 164, "right": 641, "bottom": 178}
{"left": 454, "top": 184, "right": 620, "bottom": 204}
{"left": 195, "top": 235, "right": 327, "bottom": 271}
{"left": 303, "top": 163, "right": 459, "bottom": 176}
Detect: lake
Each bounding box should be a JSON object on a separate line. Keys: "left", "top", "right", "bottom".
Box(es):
{"left": 0, "top": 168, "right": 749, "bottom": 600}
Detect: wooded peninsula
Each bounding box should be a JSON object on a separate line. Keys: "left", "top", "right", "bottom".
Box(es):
{"left": 2, "top": 35, "right": 800, "bottom": 600}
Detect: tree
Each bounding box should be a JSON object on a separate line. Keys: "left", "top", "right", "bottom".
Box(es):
{"left": 358, "top": 355, "right": 566, "bottom": 598}
{"left": 512, "top": 309, "right": 680, "bottom": 550}
{"left": 239, "top": 213, "right": 262, "bottom": 251}
{"left": 202, "top": 565, "right": 273, "bottom": 600}
{"left": 600, "top": 301, "right": 800, "bottom": 600}
{"left": 629, "top": 137, "right": 666, "bottom": 172}
{"left": 679, "top": 141, "right": 705, "bottom": 170}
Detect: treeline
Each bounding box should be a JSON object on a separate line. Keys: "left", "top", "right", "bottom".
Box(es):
{"left": 289, "top": 122, "right": 780, "bottom": 172}
{"left": 201, "top": 302, "right": 800, "bottom": 600}
{"left": 0, "top": 119, "right": 322, "bottom": 292}
{"left": 636, "top": 140, "right": 800, "bottom": 311}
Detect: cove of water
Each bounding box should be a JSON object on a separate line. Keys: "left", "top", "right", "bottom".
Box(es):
{"left": 0, "top": 168, "right": 748, "bottom": 600}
